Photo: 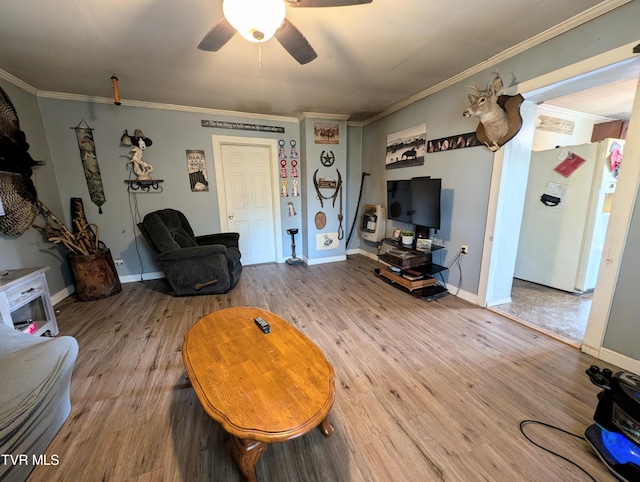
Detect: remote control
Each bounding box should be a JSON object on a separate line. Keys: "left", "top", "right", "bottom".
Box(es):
{"left": 254, "top": 316, "right": 271, "bottom": 334}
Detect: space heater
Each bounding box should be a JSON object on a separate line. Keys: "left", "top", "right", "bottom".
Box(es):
{"left": 585, "top": 365, "right": 640, "bottom": 481}
{"left": 360, "top": 204, "right": 386, "bottom": 242}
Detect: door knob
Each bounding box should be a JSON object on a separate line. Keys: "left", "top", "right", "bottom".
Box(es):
{"left": 228, "top": 214, "right": 234, "bottom": 220}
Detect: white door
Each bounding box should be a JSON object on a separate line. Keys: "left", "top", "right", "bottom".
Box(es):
{"left": 215, "top": 140, "right": 278, "bottom": 265}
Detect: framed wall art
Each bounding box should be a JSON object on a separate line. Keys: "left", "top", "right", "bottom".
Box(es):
{"left": 314, "top": 123, "right": 339, "bottom": 144}
{"left": 385, "top": 123, "right": 426, "bottom": 169}
{"left": 427, "top": 132, "right": 480, "bottom": 153}
{"left": 536, "top": 115, "right": 575, "bottom": 135}
{"left": 186, "top": 149, "right": 209, "bottom": 192}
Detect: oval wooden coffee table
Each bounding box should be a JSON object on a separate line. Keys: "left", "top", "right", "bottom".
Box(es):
{"left": 182, "top": 307, "right": 335, "bottom": 482}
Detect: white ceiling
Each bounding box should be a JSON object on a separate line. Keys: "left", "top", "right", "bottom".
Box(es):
{"left": 0, "top": 0, "right": 630, "bottom": 123}
{"left": 531, "top": 57, "right": 640, "bottom": 119}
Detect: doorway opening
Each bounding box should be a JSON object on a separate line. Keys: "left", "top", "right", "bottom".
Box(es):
{"left": 480, "top": 45, "right": 640, "bottom": 347}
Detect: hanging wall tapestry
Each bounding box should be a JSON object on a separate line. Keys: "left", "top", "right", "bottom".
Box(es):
{"left": 73, "top": 120, "right": 106, "bottom": 213}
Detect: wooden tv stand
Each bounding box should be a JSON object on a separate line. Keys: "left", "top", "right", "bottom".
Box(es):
{"left": 375, "top": 238, "right": 448, "bottom": 299}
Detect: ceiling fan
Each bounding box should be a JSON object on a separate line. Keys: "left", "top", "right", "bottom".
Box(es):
{"left": 198, "top": 0, "right": 373, "bottom": 65}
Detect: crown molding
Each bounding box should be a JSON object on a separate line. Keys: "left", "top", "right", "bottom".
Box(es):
{"left": 362, "top": 0, "right": 632, "bottom": 126}
{"left": 1, "top": 0, "right": 631, "bottom": 128}
{"left": 537, "top": 103, "right": 613, "bottom": 122}
{"left": 299, "top": 112, "right": 350, "bottom": 121}
{"left": 0, "top": 68, "right": 38, "bottom": 95}
{"left": 36, "top": 91, "right": 299, "bottom": 124}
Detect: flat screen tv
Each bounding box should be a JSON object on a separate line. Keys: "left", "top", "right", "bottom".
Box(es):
{"left": 386, "top": 177, "right": 441, "bottom": 229}
{"left": 387, "top": 179, "right": 413, "bottom": 224}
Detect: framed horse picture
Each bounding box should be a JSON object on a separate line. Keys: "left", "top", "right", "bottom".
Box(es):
{"left": 385, "top": 123, "right": 426, "bottom": 170}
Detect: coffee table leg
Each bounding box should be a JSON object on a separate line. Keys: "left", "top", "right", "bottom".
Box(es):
{"left": 318, "top": 416, "right": 334, "bottom": 437}
{"left": 230, "top": 437, "right": 268, "bottom": 482}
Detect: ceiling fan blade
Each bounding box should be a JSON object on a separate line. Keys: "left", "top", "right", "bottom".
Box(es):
{"left": 197, "top": 17, "right": 236, "bottom": 51}
{"left": 286, "top": 0, "right": 372, "bottom": 7}
{"left": 274, "top": 18, "right": 318, "bottom": 65}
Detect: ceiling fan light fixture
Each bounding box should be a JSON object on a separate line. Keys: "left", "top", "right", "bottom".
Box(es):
{"left": 223, "top": 0, "right": 286, "bottom": 43}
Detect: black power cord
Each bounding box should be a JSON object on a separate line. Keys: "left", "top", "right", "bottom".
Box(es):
{"left": 443, "top": 248, "right": 464, "bottom": 295}
{"left": 127, "top": 164, "right": 145, "bottom": 282}
{"left": 519, "top": 420, "right": 597, "bottom": 481}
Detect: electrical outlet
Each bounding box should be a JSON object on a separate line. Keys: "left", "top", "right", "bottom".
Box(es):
{"left": 114, "top": 258, "right": 124, "bottom": 265}
{"left": 461, "top": 245, "right": 468, "bottom": 255}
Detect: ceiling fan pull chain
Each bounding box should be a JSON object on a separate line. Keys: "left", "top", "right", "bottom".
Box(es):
{"left": 258, "top": 43, "right": 263, "bottom": 68}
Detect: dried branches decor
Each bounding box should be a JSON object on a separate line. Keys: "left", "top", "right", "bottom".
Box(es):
{"left": 34, "top": 198, "right": 122, "bottom": 301}
{"left": 34, "top": 200, "right": 100, "bottom": 256}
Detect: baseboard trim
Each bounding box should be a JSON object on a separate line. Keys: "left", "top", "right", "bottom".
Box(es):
{"left": 349, "top": 248, "right": 378, "bottom": 262}
{"left": 486, "top": 296, "right": 512, "bottom": 307}
{"left": 51, "top": 286, "right": 74, "bottom": 306}
{"left": 446, "top": 284, "right": 477, "bottom": 305}
{"left": 119, "top": 271, "right": 165, "bottom": 283}
{"left": 348, "top": 248, "right": 478, "bottom": 303}
{"left": 581, "top": 345, "right": 640, "bottom": 374}
{"left": 50, "top": 271, "right": 165, "bottom": 306}
{"left": 306, "top": 255, "right": 347, "bottom": 266}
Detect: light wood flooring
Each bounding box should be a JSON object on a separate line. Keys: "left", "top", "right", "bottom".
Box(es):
{"left": 28, "top": 255, "right": 616, "bottom": 482}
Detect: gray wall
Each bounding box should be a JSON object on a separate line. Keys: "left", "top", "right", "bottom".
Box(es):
{"left": 345, "top": 124, "right": 363, "bottom": 251}
{"left": 301, "top": 117, "right": 348, "bottom": 262}
{"left": 360, "top": 0, "right": 640, "bottom": 296}
{"left": 37, "top": 98, "right": 300, "bottom": 279}
{"left": 1, "top": 1, "right": 639, "bottom": 361}
{"left": 0, "top": 79, "right": 70, "bottom": 296}
{"left": 605, "top": 188, "right": 640, "bottom": 359}
{"left": 361, "top": 92, "right": 494, "bottom": 292}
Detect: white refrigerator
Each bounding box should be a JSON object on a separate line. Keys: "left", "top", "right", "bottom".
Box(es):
{"left": 514, "top": 138, "right": 623, "bottom": 293}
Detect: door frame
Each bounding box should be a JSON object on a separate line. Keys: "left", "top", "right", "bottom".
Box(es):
{"left": 212, "top": 134, "right": 284, "bottom": 264}
{"left": 478, "top": 41, "right": 640, "bottom": 372}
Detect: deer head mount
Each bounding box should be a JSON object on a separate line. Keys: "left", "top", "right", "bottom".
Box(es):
{"left": 463, "top": 73, "right": 524, "bottom": 152}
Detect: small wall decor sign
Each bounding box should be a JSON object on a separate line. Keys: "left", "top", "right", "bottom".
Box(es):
{"left": 317, "top": 232, "right": 339, "bottom": 250}
{"left": 201, "top": 120, "right": 284, "bottom": 134}
{"left": 536, "top": 115, "right": 575, "bottom": 135}
{"left": 186, "top": 150, "right": 209, "bottom": 192}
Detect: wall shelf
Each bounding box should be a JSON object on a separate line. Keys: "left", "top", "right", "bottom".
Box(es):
{"left": 124, "top": 179, "right": 163, "bottom": 192}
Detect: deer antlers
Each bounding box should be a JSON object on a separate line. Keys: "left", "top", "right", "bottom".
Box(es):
{"left": 462, "top": 71, "right": 523, "bottom": 152}
{"left": 463, "top": 72, "right": 509, "bottom": 151}
{"left": 466, "top": 80, "right": 483, "bottom": 97}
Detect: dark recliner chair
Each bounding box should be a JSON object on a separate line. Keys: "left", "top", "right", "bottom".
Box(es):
{"left": 138, "top": 209, "right": 242, "bottom": 296}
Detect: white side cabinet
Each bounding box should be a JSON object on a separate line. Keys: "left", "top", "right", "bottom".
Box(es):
{"left": 0, "top": 267, "right": 59, "bottom": 336}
